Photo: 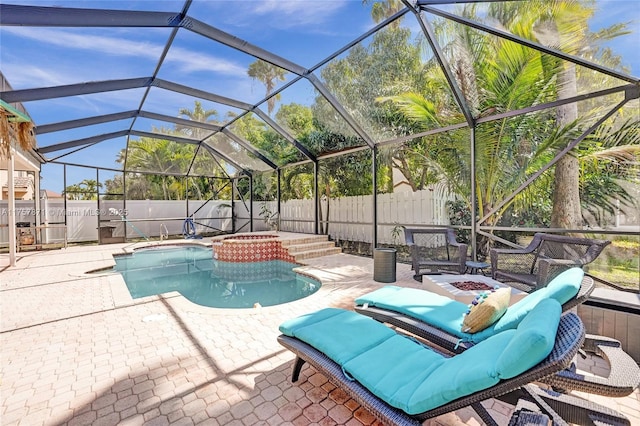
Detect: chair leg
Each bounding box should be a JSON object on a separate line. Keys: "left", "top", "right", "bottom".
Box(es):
{"left": 521, "top": 386, "right": 631, "bottom": 426}
{"left": 291, "top": 357, "right": 306, "bottom": 382}
{"left": 471, "top": 402, "right": 500, "bottom": 426}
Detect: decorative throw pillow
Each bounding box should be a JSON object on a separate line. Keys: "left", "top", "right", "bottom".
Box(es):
{"left": 462, "top": 287, "right": 511, "bottom": 333}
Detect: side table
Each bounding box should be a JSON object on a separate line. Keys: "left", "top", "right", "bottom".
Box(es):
{"left": 465, "top": 260, "right": 490, "bottom": 275}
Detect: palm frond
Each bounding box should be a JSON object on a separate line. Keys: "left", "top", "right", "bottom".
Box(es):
{"left": 376, "top": 93, "right": 440, "bottom": 128}
{"left": 585, "top": 145, "right": 640, "bottom": 163}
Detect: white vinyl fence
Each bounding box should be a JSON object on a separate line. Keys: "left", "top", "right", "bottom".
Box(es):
{"left": 3, "top": 187, "right": 639, "bottom": 248}
{"left": 256, "top": 188, "right": 454, "bottom": 244}
{"left": 1, "top": 199, "right": 233, "bottom": 244}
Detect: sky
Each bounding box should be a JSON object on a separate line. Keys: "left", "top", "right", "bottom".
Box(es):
{"left": 1, "top": 0, "right": 639, "bottom": 194}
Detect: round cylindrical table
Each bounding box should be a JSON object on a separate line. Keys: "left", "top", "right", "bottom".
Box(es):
{"left": 374, "top": 248, "right": 397, "bottom": 283}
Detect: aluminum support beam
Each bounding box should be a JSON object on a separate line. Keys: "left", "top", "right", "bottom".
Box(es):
{"left": 308, "top": 8, "right": 411, "bottom": 73}
{"left": 198, "top": 144, "right": 245, "bottom": 175}
{"left": 0, "top": 4, "right": 307, "bottom": 76}
{"left": 253, "top": 109, "right": 316, "bottom": 161}
{"left": 221, "top": 129, "right": 278, "bottom": 169}
{"left": 35, "top": 111, "right": 138, "bottom": 134}
{"left": 409, "top": 2, "right": 475, "bottom": 126}
{"left": 231, "top": 180, "right": 236, "bottom": 234}
{"left": 152, "top": 79, "right": 254, "bottom": 111}
{"left": 0, "top": 4, "right": 180, "bottom": 27}
{"left": 476, "top": 84, "right": 638, "bottom": 125}
{"left": 249, "top": 175, "right": 254, "bottom": 232}
{"left": 372, "top": 146, "right": 378, "bottom": 247}
{"left": 377, "top": 122, "right": 470, "bottom": 147}
{"left": 0, "top": 78, "right": 152, "bottom": 103}
{"left": 187, "top": 19, "right": 307, "bottom": 76}
{"left": 140, "top": 111, "right": 221, "bottom": 132}
{"left": 1, "top": 76, "right": 255, "bottom": 113}
{"left": 130, "top": 130, "right": 199, "bottom": 145}
{"left": 314, "top": 161, "right": 319, "bottom": 235}
{"left": 417, "top": 0, "right": 520, "bottom": 4}
{"left": 38, "top": 130, "right": 129, "bottom": 153}
{"left": 7, "top": 150, "right": 16, "bottom": 266}
{"left": 470, "top": 126, "right": 478, "bottom": 259}
{"left": 277, "top": 169, "right": 282, "bottom": 219}
{"left": 126, "top": 2, "right": 189, "bottom": 164}
{"left": 306, "top": 74, "right": 376, "bottom": 149}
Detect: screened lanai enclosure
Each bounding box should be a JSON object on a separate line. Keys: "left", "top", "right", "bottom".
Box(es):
{"left": 1, "top": 1, "right": 639, "bottom": 289}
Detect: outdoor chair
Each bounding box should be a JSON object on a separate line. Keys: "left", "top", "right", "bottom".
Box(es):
{"left": 278, "top": 300, "right": 632, "bottom": 426}
{"left": 490, "top": 233, "right": 611, "bottom": 292}
{"left": 354, "top": 268, "right": 640, "bottom": 399}
{"left": 404, "top": 227, "right": 468, "bottom": 280}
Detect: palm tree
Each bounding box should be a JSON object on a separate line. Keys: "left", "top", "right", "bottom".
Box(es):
{"left": 125, "top": 135, "right": 193, "bottom": 200}
{"left": 484, "top": 0, "right": 634, "bottom": 229}
{"left": 247, "top": 60, "right": 287, "bottom": 115}
{"left": 177, "top": 101, "right": 219, "bottom": 140}
{"left": 362, "top": 0, "right": 405, "bottom": 29}
{"left": 64, "top": 179, "right": 102, "bottom": 200}
{"left": 380, "top": 1, "right": 637, "bottom": 254}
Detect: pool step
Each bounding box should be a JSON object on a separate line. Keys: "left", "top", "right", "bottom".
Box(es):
{"left": 282, "top": 236, "right": 342, "bottom": 261}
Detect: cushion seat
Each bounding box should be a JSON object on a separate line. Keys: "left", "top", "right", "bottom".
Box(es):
{"left": 355, "top": 268, "right": 583, "bottom": 344}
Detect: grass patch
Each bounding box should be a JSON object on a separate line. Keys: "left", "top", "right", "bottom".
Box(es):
{"left": 588, "top": 236, "right": 639, "bottom": 290}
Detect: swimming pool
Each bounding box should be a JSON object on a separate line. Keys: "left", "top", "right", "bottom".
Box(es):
{"left": 113, "top": 245, "right": 321, "bottom": 308}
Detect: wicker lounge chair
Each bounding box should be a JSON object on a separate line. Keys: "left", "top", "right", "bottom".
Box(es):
{"left": 404, "top": 228, "right": 468, "bottom": 280}
{"left": 278, "top": 300, "right": 630, "bottom": 426}
{"left": 490, "top": 233, "right": 611, "bottom": 292}
{"left": 356, "top": 268, "right": 593, "bottom": 353}
{"left": 354, "top": 269, "right": 640, "bottom": 400}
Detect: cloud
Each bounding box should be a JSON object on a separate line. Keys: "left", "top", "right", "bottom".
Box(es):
{"left": 210, "top": 0, "right": 351, "bottom": 32}
{"left": 238, "top": 0, "right": 349, "bottom": 29}
{"left": 0, "top": 63, "right": 66, "bottom": 88}
{"left": 2, "top": 27, "right": 247, "bottom": 76}
{"left": 166, "top": 46, "right": 246, "bottom": 74}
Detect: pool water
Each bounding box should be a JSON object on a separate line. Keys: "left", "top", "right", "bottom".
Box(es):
{"left": 113, "top": 245, "right": 321, "bottom": 308}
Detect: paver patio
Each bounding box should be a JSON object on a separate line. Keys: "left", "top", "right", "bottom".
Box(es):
{"left": 1, "top": 235, "right": 638, "bottom": 425}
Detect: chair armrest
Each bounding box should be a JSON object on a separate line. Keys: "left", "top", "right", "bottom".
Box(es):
{"left": 444, "top": 229, "right": 465, "bottom": 248}
{"left": 442, "top": 230, "right": 468, "bottom": 273}
{"left": 455, "top": 243, "right": 469, "bottom": 273}
{"left": 582, "top": 334, "right": 621, "bottom": 354}
{"left": 404, "top": 228, "right": 416, "bottom": 246}
{"left": 582, "top": 240, "right": 612, "bottom": 264}
{"left": 543, "top": 333, "right": 640, "bottom": 398}
{"left": 492, "top": 233, "right": 544, "bottom": 256}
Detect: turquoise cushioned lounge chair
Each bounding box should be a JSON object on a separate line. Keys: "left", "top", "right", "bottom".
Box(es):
{"left": 354, "top": 267, "right": 640, "bottom": 401}
{"left": 277, "top": 299, "right": 621, "bottom": 426}
{"left": 355, "top": 267, "right": 587, "bottom": 351}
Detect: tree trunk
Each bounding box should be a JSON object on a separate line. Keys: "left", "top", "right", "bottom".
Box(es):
{"left": 322, "top": 183, "right": 331, "bottom": 235}
{"left": 535, "top": 19, "right": 582, "bottom": 230}
{"left": 162, "top": 177, "right": 169, "bottom": 200}
{"left": 551, "top": 62, "right": 582, "bottom": 229}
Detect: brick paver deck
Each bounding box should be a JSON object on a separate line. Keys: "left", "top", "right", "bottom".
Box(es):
{"left": 2, "top": 234, "right": 638, "bottom": 425}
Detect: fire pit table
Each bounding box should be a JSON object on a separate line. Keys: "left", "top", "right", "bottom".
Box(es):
{"left": 422, "top": 274, "right": 526, "bottom": 305}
